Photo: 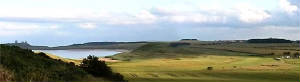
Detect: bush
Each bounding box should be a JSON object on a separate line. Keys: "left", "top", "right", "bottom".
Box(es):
{"left": 207, "top": 67, "right": 213, "bottom": 70}
{"left": 79, "top": 55, "right": 127, "bottom": 82}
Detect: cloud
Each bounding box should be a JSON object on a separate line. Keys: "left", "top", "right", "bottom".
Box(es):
{"left": 280, "top": 0, "right": 298, "bottom": 14}
{"left": 0, "top": 22, "right": 65, "bottom": 36}
{"left": 234, "top": 4, "right": 271, "bottom": 23}
{"left": 105, "top": 10, "right": 158, "bottom": 25}
{"left": 0, "top": 0, "right": 299, "bottom": 40}
{"left": 0, "top": 0, "right": 298, "bottom": 28}
{"left": 78, "top": 23, "right": 97, "bottom": 29}
{"left": 0, "top": 22, "right": 39, "bottom": 30}
{"left": 0, "top": 22, "right": 41, "bottom": 36}
{"left": 49, "top": 25, "right": 60, "bottom": 29}
{"left": 163, "top": 13, "right": 225, "bottom": 24}
{"left": 135, "top": 10, "right": 158, "bottom": 24}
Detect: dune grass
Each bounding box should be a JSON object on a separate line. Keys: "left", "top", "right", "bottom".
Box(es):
{"left": 34, "top": 51, "right": 82, "bottom": 65}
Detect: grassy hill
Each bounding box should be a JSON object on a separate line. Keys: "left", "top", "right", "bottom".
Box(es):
{"left": 7, "top": 42, "right": 147, "bottom": 50}
{"left": 109, "top": 42, "right": 300, "bottom": 82}
{"left": 0, "top": 44, "right": 126, "bottom": 82}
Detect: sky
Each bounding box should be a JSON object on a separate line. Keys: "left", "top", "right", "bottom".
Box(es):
{"left": 0, "top": 0, "right": 299, "bottom": 46}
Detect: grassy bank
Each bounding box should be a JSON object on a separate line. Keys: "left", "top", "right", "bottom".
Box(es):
{"left": 0, "top": 44, "right": 126, "bottom": 82}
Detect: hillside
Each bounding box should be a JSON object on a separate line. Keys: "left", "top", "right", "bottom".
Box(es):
{"left": 0, "top": 44, "right": 125, "bottom": 82}
{"left": 109, "top": 42, "right": 300, "bottom": 82}
{"left": 7, "top": 42, "right": 147, "bottom": 50}
{"left": 53, "top": 42, "right": 147, "bottom": 50}
{"left": 111, "top": 42, "right": 300, "bottom": 60}
{"left": 6, "top": 42, "right": 50, "bottom": 50}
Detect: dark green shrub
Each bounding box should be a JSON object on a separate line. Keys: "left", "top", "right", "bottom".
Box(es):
{"left": 79, "top": 55, "right": 127, "bottom": 82}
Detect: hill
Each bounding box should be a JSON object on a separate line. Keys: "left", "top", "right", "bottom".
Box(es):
{"left": 6, "top": 42, "right": 147, "bottom": 50}
{"left": 108, "top": 42, "right": 300, "bottom": 82}
{"left": 53, "top": 42, "right": 147, "bottom": 50}
{"left": 247, "top": 38, "right": 293, "bottom": 43}
{"left": 0, "top": 44, "right": 126, "bottom": 82}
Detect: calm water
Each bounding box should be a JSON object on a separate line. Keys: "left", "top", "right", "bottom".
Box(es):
{"left": 33, "top": 49, "right": 123, "bottom": 59}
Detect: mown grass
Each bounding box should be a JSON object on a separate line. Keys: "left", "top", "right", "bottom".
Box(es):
{"left": 109, "top": 56, "right": 300, "bottom": 82}
{"left": 109, "top": 42, "right": 300, "bottom": 82}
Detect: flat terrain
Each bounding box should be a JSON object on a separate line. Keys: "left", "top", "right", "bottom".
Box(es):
{"left": 108, "top": 42, "right": 300, "bottom": 82}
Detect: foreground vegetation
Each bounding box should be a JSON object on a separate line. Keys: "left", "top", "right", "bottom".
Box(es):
{"left": 0, "top": 44, "right": 126, "bottom": 82}
{"left": 109, "top": 42, "right": 300, "bottom": 82}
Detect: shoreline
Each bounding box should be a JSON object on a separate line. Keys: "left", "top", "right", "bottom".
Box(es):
{"left": 33, "top": 50, "right": 124, "bottom": 65}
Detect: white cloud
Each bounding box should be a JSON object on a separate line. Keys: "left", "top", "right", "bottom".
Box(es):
{"left": 49, "top": 25, "right": 60, "bottom": 29}
{"left": 166, "top": 14, "right": 224, "bottom": 23}
{"left": 234, "top": 4, "right": 271, "bottom": 23}
{"left": 104, "top": 10, "right": 158, "bottom": 25}
{"left": 0, "top": 22, "right": 39, "bottom": 30}
{"left": 0, "top": 0, "right": 297, "bottom": 28}
{"left": 0, "top": 7, "right": 94, "bottom": 18}
{"left": 79, "top": 23, "right": 97, "bottom": 29}
{"left": 0, "top": 22, "right": 41, "bottom": 36}
{"left": 135, "top": 10, "right": 158, "bottom": 24}
{"left": 279, "top": 0, "right": 298, "bottom": 14}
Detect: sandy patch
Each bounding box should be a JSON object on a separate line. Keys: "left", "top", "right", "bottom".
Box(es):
{"left": 99, "top": 58, "right": 120, "bottom": 62}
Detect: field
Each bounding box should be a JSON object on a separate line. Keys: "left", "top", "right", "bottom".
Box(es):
{"left": 108, "top": 42, "right": 300, "bottom": 82}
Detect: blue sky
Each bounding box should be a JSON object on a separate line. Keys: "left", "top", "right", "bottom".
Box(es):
{"left": 0, "top": 0, "right": 299, "bottom": 46}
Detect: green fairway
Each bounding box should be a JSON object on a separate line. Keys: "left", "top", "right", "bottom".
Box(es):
{"left": 109, "top": 42, "right": 300, "bottom": 82}
{"left": 109, "top": 56, "right": 299, "bottom": 82}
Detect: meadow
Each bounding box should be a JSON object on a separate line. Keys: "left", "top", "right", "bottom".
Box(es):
{"left": 108, "top": 42, "right": 300, "bottom": 82}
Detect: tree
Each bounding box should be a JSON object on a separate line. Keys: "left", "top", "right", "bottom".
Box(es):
{"left": 79, "top": 55, "right": 127, "bottom": 82}
{"left": 79, "top": 55, "right": 112, "bottom": 77}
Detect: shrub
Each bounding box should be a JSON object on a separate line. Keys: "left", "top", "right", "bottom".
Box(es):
{"left": 207, "top": 67, "right": 213, "bottom": 70}
{"left": 79, "top": 55, "right": 127, "bottom": 82}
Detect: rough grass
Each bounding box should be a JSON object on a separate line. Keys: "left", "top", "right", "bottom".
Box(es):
{"left": 33, "top": 42, "right": 300, "bottom": 82}
{"left": 34, "top": 51, "right": 82, "bottom": 65}
{"left": 109, "top": 55, "right": 300, "bottom": 82}
{"left": 197, "top": 43, "right": 300, "bottom": 55}
{"left": 0, "top": 65, "right": 13, "bottom": 81}
{"left": 109, "top": 42, "right": 300, "bottom": 82}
